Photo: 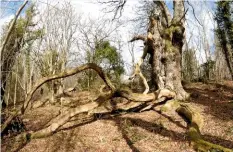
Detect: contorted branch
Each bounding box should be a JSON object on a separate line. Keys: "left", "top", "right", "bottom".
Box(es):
{"left": 30, "top": 91, "right": 114, "bottom": 139}
{"left": 129, "top": 35, "right": 146, "bottom": 42}
{"left": 1, "top": 60, "right": 177, "bottom": 135}
{"left": 9, "top": 87, "right": 175, "bottom": 151}
{"left": 22, "top": 63, "right": 115, "bottom": 113}
{"left": 116, "top": 88, "right": 155, "bottom": 102}
{"left": 116, "top": 88, "right": 175, "bottom": 102}
{"left": 1, "top": 63, "right": 115, "bottom": 134}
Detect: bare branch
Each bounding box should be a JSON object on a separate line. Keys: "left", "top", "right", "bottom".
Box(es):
{"left": 186, "top": 1, "right": 203, "bottom": 27}
{"left": 22, "top": 63, "right": 115, "bottom": 113}
{"left": 129, "top": 58, "right": 149, "bottom": 94}
{"left": 129, "top": 35, "right": 146, "bottom": 42}
{"left": 98, "top": 0, "right": 127, "bottom": 20}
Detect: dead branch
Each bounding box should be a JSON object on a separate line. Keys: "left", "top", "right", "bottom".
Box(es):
{"left": 1, "top": 63, "right": 115, "bottom": 134}
{"left": 10, "top": 89, "right": 174, "bottom": 148}
{"left": 116, "top": 88, "right": 155, "bottom": 102}
{"left": 22, "top": 63, "right": 115, "bottom": 113}
{"left": 3, "top": 62, "right": 175, "bottom": 134}
{"left": 5, "top": 85, "right": 176, "bottom": 146}
{"left": 3, "top": 63, "right": 228, "bottom": 151}
{"left": 186, "top": 1, "right": 203, "bottom": 27}
{"left": 9, "top": 98, "right": 232, "bottom": 152}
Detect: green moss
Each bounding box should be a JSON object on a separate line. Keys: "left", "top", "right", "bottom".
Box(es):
{"left": 161, "top": 100, "right": 180, "bottom": 112}
{"left": 165, "top": 39, "right": 173, "bottom": 52}
{"left": 163, "top": 25, "right": 184, "bottom": 53}
{"left": 164, "top": 26, "right": 180, "bottom": 36}
{"left": 172, "top": 100, "right": 180, "bottom": 107}
{"left": 160, "top": 106, "right": 168, "bottom": 112}
{"left": 194, "top": 139, "right": 233, "bottom": 152}
{"left": 188, "top": 127, "right": 201, "bottom": 140}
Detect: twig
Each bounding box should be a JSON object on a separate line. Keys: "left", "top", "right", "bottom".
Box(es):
{"left": 186, "top": 1, "right": 203, "bottom": 27}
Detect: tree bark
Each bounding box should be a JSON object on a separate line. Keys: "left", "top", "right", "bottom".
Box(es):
{"left": 149, "top": 1, "right": 189, "bottom": 100}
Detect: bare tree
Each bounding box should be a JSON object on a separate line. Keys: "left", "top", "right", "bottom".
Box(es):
{"left": 75, "top": 16, "right": 123, "bottom": 88}
{"left": 34, "top": 2, "right": 79, "bottom": 101}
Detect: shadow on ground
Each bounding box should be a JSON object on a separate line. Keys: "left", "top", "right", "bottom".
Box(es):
{"left": 184, "top": 82, "right": 233, "bottom": 121}
{"left": 108, "top": 114, "right": 233, "bottom": 150}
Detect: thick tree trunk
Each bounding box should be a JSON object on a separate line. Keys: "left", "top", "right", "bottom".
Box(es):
{"left": 148, "top": 1, "right": 189, "bottom": 100}
{"left": 149, "top": 18, "right": 165, "bottom": 90}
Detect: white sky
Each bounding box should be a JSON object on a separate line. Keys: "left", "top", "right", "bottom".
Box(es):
{"left": 0, "top": 0, "right": 216, "bottom": 74}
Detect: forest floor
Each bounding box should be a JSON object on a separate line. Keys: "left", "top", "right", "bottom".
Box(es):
{"left": 2, "top": 81, "right": 233, "bottom": 152}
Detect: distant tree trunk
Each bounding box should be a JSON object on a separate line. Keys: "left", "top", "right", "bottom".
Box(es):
{"left": 215, "top": 1, "right": 233, "bottom": 80}
{"left": 216, "top": 25, "right": 233, "bottom": 80}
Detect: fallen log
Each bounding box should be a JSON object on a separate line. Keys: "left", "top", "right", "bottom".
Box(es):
{"left": 1, "top": 63, "right": 115, "bottom": 134}
{"left": 2, "top": 63, "right": 231, "bottom": 152}
{"left": 5, "top": 98, "right": 233, "bottom": 152}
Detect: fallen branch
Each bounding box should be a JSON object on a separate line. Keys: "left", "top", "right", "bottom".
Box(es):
{"left": 22, "top": 63, "right": 115, "bottom": 113}
{"left": 3, "top": 63, "right": 175, "bottom": 134}
{"left": 4, "top": 62, "right": 229, "bottom": 151}
{"left": 6, "top": 90, "right": 232, "bottom": 151}
{"left": 1, "top": 63, "right": 115, "bottom": 134}
{"left": 129, "top": 35, "right": 146, "bottom": 42}
{"left": 115, "top": 88, "right": 155, "bottom": 102}
{"left": 7, "top": 87, "right": 177, "bottom": 148}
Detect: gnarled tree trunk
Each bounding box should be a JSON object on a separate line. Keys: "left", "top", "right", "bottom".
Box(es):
{"left": 132, "top": 1, "right": 189, "bottom": 100}
{"left": 152, "top": 1, "right": 189, "bottom": 100}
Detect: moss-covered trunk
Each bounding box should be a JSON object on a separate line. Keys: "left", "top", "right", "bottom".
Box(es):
{"left": 148, "top": 1, "right": 189, "bottom": 100}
